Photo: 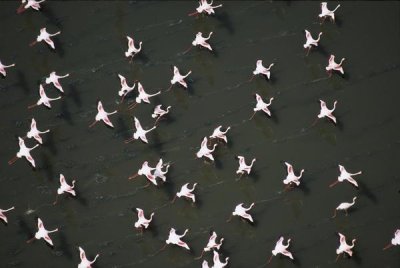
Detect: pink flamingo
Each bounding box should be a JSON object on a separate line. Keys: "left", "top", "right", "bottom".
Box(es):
{"left": 336, "top": 232, "right": 356, "bottom": 261}
{"left": 125, "top": 36, "right": 142, "bottom": 60}
{"left": 319, "top": 2, "right": 340, "bottom": 23}
{"left": 128, "top": 82, "right": 161, "bottom": 110}
{"left": 163, "top": 228, "right": 190, "bottom": 250}
{"left": 209, "top": 126, "right": 230, "bottom": 143}
{"left": 26, "top": 118, "right": 49, "bottom": 144}
{"left": 118, "top": 74, "right": 135, "bottom": 102}
{"left": 128, "top": 161, "right": 157, "bottom": 186}
{"left": 152, "top": 105, "right": 171, "bottom": 125}
{"left": 172, "top": 183, "right": 198, "bottom": 203}
{"left": 8, "top": 137, "right": 39, "bottom": 168}
{"left": 0, "top": 60, "right": 15, "bottom": 77}
{"left": 202, "top": 260, "right": 210, "bottom": 268}
{"left": 316, "top": 99, "right": 337, "bottom": 125}
{"left": 28, "top": 84, "right": 61, "bottom": 109}
{"left": 0, "top": 207, "right": 15, "bottom": 224}
{"left": 304, "top": 30, "right": 322, "bottom": 55}
{"left": 53, "top": 174, "right": 76, "bottom": 205}
{"left": 30, "top": 28, "right": 61, "bottom": 50}
{"left": 196, "top": 137, "right": 217, "bottom": 161}
{"left": 212, "top": 250, "right": 229, "bottom": 268}
{"left": 167, "top": 66, "right": 192, "bottom": 91}
{"left": 189, "top": 0, "right": 223, "bottom": 16}
{"left": 45, "top": 71, "right": 69, "bottom": 93}
{"left": 283, "top": 162, "right": 304, "bottom": 190}
{"left": 326, "top": 55, "right": 345, "bottom": 76}
{"left": 88, "top": 101, "right": 117, "bottom": 128}
{"left": 125, "top": 117, "right": 156, "bottom": 144}
{"left": 383, "top": 229, "right": 400, "bottom": 250}
{"left": 268, "top": 236, "right": 294, "bottom": 263}
{"left": 330, "top": 165, "right": 362, "bottom": 188}
{"left": 27, "top": 218, "right": 58, "bottom": 246}
{"left": 236, "top": 155, "right": 256, "bottom": 179}
{"left": 227, "top": 202, "right": 255, "bottom": 223}
{"left": 134, "top": 208, "right": 154, "bottom": 232}
{"left": 17, "top": 0, "right": 45, "bottom": 14}
{"left": 153, "top": 158, "right": 170, "bottom": 182}
{"left": 250, "top": 94, "right": 273, "bottom": 120}
{"left": 332, "top": 197, "right": 357, "bottom": 218}
{"left": 78, "top": 247, "right": 99, "bottom": 268}
{"left": 184, "top": 32, "right": 213, "bottom": 54}
{"left": 250, "top": 60, "right": 274, "bottom": 81}
{"left": 195, "top": 231, "right": 224, "bottom": 259}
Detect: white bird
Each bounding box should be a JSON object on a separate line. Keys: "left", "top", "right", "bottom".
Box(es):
{"left": 53, "top": 174, "right": 76, "bottom": 205}
{"left": 317, "top": 99, "right": 337, "bottom": 124}
{"left": 128, "top": 82, "right": 161, "bottom": 109}
{"left": 189, "top": 0, "right": 223, "bottom": 16}
{"left": 319, "top": 2, "right": 340, "bottom": 23}
{"left": 125, "top": 36, "right": 142, "bottom": 60}
{"left": 168, "top": 66, "right": 192, "bottom": 91}
{"left": 250, "top": 60, "right": 274, "bottom": 81}
{"left": 383, "top": 229, "right": 400, "bottom": 250}
{"left": 304, "top": 30, "right": 322, "bottom": 55}
{"left": 0, "top": 60, "right": 15, "bottom": 77}
{"left": 165, "top": 228, "right": 190, "bottom": 250}
{"left": 173, "top": 183, "right": 198, "bottom": 203}
{"left": 195, "top": 231, "right": 224, "bottom": 259}
{"left": 332, "top": 197, "right": 357, "bottom": 218}
{"left": 202, "top": 260, "right": 210, "bottom": 268}
{"left": 30, "top": 27, "right": 61, "bottom": 50}
{"left": 326, "top": 55, "right": 345, "bottom": 76}
{"left": 78, "top": 247, "right": 99, "bottom": 268}
{"left": 8, "top": 137, "right": 39, "bottom": 168}
{"left": 28, "top": 84, "right": 61, "bottom": 110}
{"left": 26, "top": 118, "right": 49, "bottom": 144}
{"left": 192, "top": 32, "right": 213, "bottom": 51}
{"left": 0, "top": 207, "right": 15, "bottom": 224}
{"left": 212, "top": 250, "right": 229, "bottom": 268}
{"left": 152, "top": 105, "right": 171, "bottom": 125}
{"left": 196, "top": 137, "right": 217, "bottom": 161}
{"left": 330, "top": 165, "right": 362, "bottom": 188}
{"left": 88, "top": 101, "right": 117, "bottom": 128}
{"left": 209, "top": 126, "right": 230, "bottom": 143}
{"left": 134, "top": 208, "right": 154, "bottom": 230}
{"left": 236, "top": 156, "right": 256, "bottom": 178}
{"left": 153, "top": 158, "right": 170, "bottom": 182}
{"left": 250, "top": 94, "right": 273, "bottom": 119}
{"left": 118, "top": 74, "right": 135, "bottom": 101}
{"left": 45, "top": 71, "right": 69, "bottom": 93}
{"left": 26, "top": 218, "right": 58, "bottom": 246}
{"left": 228, "top": 202, "right": 255, "bottom": 223}
{"left": 17, "top": 0, "right": 45, "bottom": 14}
{"left": 283, "top": 162, "right": 304, "bottom": 189}
{"left": 336, "top": 232, "right": 356, "bottom": 261}
{"left": 268, "top": 236, "right": 294, "bottom": 263}
{"left": 128, "top": 161, "right": 157, "bottom": 186}
{"left": 125, "top": 117, "right": 156, "bottom": 144}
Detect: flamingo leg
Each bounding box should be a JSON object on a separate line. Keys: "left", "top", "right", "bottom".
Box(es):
{"left": 27, "top": 104, "right": 37, "bottom": 109}
{"left": 194, "top": 250, "right": 205, "bottom": 260}
{"left": 26, "top": 237, "right": 35, "bottom": 244}
{"left": 226, "top": 215, "right": 233, "bottom": 223}
{"left": 88, "top": 121, "right": 97, "bottom": 128}
{"left": 53, "top": 194, "right": 59, "bottom": 205}
{"left": 128, "top": 103, "right": 138, "bottom": 110}
{"left": 311, "top": 118, "right": 319, "bottom": 127}
{"left": 383, "top": 243, "right": 393, "bottom": 250}
{"left": 329, "top": 180, "right": 339, "bottom": 188}
{"left": 128, "top": 173, "right": 139, "bottom": 180}
{"left": 182, "top": 46, "right": 193, "bottom": 55}
{"left": 267, "top": 254, "right": 274, "bottom": 264}
{"left": 249, "top": 112, "right": 257, "bottom": 120}
{"left": 8, "top": 156, "right": 18, "bottom": 165}
{"left": 124, "top": 137, "right": 135, "bottom": 144}
{"left": 331, "top": 209, "right": 337, "bottom": 218}
{"left": 29, "top": 41, "right": 37, "bottom": 47}
{"left": 170, "top": 196, "right": 177, "bottom": 204}
{"left": 166, "top": 84, "right": 173, "bottom": 92}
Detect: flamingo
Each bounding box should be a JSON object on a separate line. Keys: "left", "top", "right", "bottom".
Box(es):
{"left": 227, "top": 203, "right": 255, "bottom": 223}
{"left": 172, "top": 183, "right": 198, "bottom": 203}
{"left": 152, "top": 105, "right": 171, "bottom": 125}
{"left": 45, "top": 71, "right": 69, "bottom": 93}
{"left": 128, "top": 82, "right": 161, "bottom": 110}
{"left": 125, "top": 36, "right": 142, "bottom": 60}
{"left": 195, "top": 231, "right": 224, "bottom": 259}
{"left": 196, "top": 137, "right": 217, "bottom": 161}
{"left": 17, "top": 0, "right": 45, "bottom": 14}
{"left": 236, "top": 156, "right": 256, "bottom": 179}
{"left": 26, "top": 118, "right": 49, "bottom": 144}
{"left": 128, "top": 161, "right": 157, "bottom": 186}
{"left": 283, "top": 162, "right": 304, "bottom": 190}
{"left": 27, "top": 84, "right": 61, "bottom": 109}
{"left": 250, "top": 94, "right": 273, "bottom": 120}
{"left": 0, "top": 60, "right": 15, "bottom": 77}
{"left": 209, "top": 126, "right": 230, "bottom": 143}
{"left": 212, "top": 250, "right": 229, "bottom": 268}
{"left": 8, "top": 137, "right": 39, "bottom": 168}
{"left": 336, "top": 232, "right": 356, "bottom": 261}
{"left": 326, "top": 55, "right": 345, "bottom": 76}
{"left": 304, "top": 30, "right": 322, "bottom": 55}
{"left": 189, "top": 0, "right": 223, "bottom": 16}
{"left": 319, "top": 2, "right": 340, "bottom": 23}
{"left": 53, "top": 174, "right": 76, "bottom": 205}
{"left": 332, "top": 197, "right": 357, "bottom": 218}
{"left": 250, "top": 60, "right": 274, "bottom": 81}
{"left": 78, "top": 247, "right": 99, "bottom": 268}
{"left": 383, "top": 229, "right": 400, "bottom": 250}
{"left": 202, "top": 260, "right": 210, "bottom": 268}
{"left": 164, "top": 228, "right": 190, "bottom": 250}
{"left": 184, "top": 32, "right": 213, "bottom": 54}
{"left": 30, "top": 27, "right": 61, "bottom": 50}
{"left": 167, "top": 66, "right": 192, "bottom": 91}
{"left": 329, "top": 165, "right": 362, "bottom": 188}
{"left": 134, "top": 208, "right": 154, "bottom": 231}
{"left": 125, "top": 117, "right": 156, "bottom": 144}
{"left": 268, "top": 236, "right": 294, "bottom": 263}
{"left": 26, "top": 218, "right": 58, "bottom": 246}
{"left": 118, "top": 74, "right": 136, "bottom": 102}
{"left": 0, "top": 207, "right": 15, "bottom": 224}
{"left": 316, "top": 99, "right": 337, "bottom": 124}
{"left": 153, "top": 158, "right": 170, "bottom": 182}
{"left": 88, "top": 101, "right": 117, "bottom": 128}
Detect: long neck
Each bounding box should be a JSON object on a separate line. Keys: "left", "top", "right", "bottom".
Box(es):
{"left": 316, "top": 32, "right": 322, "bottom": 41}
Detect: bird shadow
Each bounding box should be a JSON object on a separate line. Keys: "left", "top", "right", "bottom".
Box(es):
{"left": 317, "top": 44, "right": 330, "bottom": 58}
{"left": 67, "top": 83, "right": 82, "bottom": 108}
{"left": 335, "top": 17, "right": 343, "bottom": 28}
{"left": 297, "top": 179, "right": 311, "bottom": 195}
{"left": 248, "top": 169, "right": 261, "bottom": 183}
{"left": 52, "top": 38, "right": 66, "bottom": 58}
{"left": 135, "top": 51, "right": 150, "bottom": 64}
{"left": 42, "top": 130, "right": 57, "bottom": 155}
{"left": 269, "top": 108, "right": 279, "bottom": 124}
{"left": 214, "top": 157, "right": 223, "bottom": 170}
{"left": 56, "top": 100, "right": 74, "bottom": 125}
{"left": 161, "top": 179, "right": 176, "bottom": 200}
{"left": 16, "top": 70, "right": 30, "bottom": 95}
{"left": 115, "top": 117, "right": 131, "bottom": 140}
{"left": 39, "top": 152, "right": 55, "bottom": 182}
{"left": 335, "top": 118, "right": 344, "bottom": 131}
{"left": 16, "top": 216, "right": 34, "bottom": 240}
{"left": 214, "top": 11, "right": 235, "bottom": 34}
{"left": 72, "top": 187, "right": 89, "bottom": 207}
{"left": 149, "top": 131, "right": 165, "bottom": 156}
{"left": 358, "top": 181, "right": 378, "bottom": 204}
{"left": 41, "top": 5, "right": 63, "bottom": 30}
{"left": 58, "top": 232, "right": 73, "bottom": 260}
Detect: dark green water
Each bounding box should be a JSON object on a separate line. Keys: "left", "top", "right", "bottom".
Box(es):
{"left": 0, "top": 1, "right": 399, "bottom": 267}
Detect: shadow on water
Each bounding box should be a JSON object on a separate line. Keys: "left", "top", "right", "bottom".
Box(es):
{"left": 115, "top": 117, "right": 131, "bottom": 140}
{"left": 135, "top": 50, "right": 150, "bottom": 64}
{"left": 67, "top": 83, "right": 82, "bottom": 108}
{"left": 358, "top": 181, "right": 378, "bottom": 204}
{"left": 214, "top": 11, "right": 235, "bottom": 34}
{"left": 16, "top": 70, "right": 30, "bottom": 95}
{"left": 161, "top": 179, "right": 175, "bottom": 200}
{"left": 58, "top": 232, "right": 73, "bottom": 260}
{"left": 214, "top": 157, "right": 223, "bottom": 170}
{"left": 317, "top": 44, "right": 330, "bottom": 58}
{"left": 39, "top": 152, "right": 55, "bottom": 182}
{"left": 16, "top": 216, "right": 34, "bottom": 240}
{"left": 41, "top": 5, "right": 64, "bottom": 30}
{"left": 42, "top": 130, "right": 57, "bottom": 155}
{"left": 56, "top": 100, "right": 74, "bottom": 125}
{"left": 149, "top": 130, "right": 165, "bottom": 156}
{"left": 269, "top": 108, "right": 279, "bottom": 124}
